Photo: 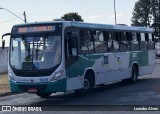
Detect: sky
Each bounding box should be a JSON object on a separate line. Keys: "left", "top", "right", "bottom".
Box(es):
{"left": 0, "top": 0, "right": 138, "bottom": 46}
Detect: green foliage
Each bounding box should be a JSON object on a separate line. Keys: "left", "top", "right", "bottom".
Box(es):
{"left": 131, "top": 0, "right": 160, "bottom": 39}
{"left": 131, "top": 0, "right": 151, "bottom": 26}
{"left": 61, "top": 12, "right": 84, "bottom": 22}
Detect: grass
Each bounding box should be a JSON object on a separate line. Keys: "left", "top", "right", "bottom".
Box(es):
{"left": 0, "top": 73, "right": 10, "bottom": 95}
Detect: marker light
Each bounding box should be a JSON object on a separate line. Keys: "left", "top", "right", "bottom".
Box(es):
{"left": 9, "top": 72, "right": 16, "bottom": 82}
{"left": 50, "top": 70, "right": 63, "bottom": 82}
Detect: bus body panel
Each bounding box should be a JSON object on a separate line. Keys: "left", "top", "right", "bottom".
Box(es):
{"left": 8, "top": 59, "right": 68, "bottom": 93}
{"left": 6, "top": 21, "right": 155, "bottom": 94}
{"left": 139, "top": 50, "right": 155, "bottom": 76}
{"left": 148, "top": 50, "right": 156, "bottom": 66}
{"left": 66, "top": 77, "right": 83, "bottom": 91}
{"left": 9, "top": 78, "right": 67, "bottom": 93}
{"left": 107, "top": 52, "right": 131, "bottom": 82}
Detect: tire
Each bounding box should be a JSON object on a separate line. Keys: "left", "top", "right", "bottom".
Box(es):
{"left": 131, "top": 65, "right": 138, "bottom": 83}
{"left": 84, "top": 76, "right": 93, "bottom": 90}
{"left": 122, "top": 65, "right": 138, "bottom": 84}
{"left": 75, "top": 73, "right": 94, "bottom": 95}
{"left": 36, "top": 92, "right": 52, "bottom": 98}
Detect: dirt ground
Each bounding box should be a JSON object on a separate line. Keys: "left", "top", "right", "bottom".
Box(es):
{"left": 0, "top": 73, "right": 10, "bottom": 96}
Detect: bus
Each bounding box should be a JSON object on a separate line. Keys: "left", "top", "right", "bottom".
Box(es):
{"left": 2, "top": 21, "right": 155, "bottom": 98}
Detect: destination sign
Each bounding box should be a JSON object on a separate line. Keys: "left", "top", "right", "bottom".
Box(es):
{"left": 18, "top": 26, "right": 56, "bottom": 33}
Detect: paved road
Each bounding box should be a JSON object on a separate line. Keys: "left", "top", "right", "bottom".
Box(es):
{"left": 1, "top": 60, "right": 160, "bottom": 113}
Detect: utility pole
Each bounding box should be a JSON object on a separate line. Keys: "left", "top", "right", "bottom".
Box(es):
{"left": 114, "top": 0, "right": 117, "bottom": 24}
{"left": 0, "top": 7, "right": 26, "bottom": 23}
{"left": 23, "top": 11, "right": 27, "bottom": 23}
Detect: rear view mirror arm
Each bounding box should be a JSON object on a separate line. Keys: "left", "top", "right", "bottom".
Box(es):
{"left": 2, "top": 33, "right": 11, "bottom": 49}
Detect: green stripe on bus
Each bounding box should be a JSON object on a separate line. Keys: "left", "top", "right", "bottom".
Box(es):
{"left": 10, "top": 78, "right": 67, "bottom": 92}
{"left": 66, "top": 57, "right": 95, "bottom": 78}
{"left": 129, "top": 51, "right": 148, "bottom": 67}
{"left": 140, "top": 51, "right": 148, "bottom": 66}
{"left": 46, "top": 79, "right": 66, "bottom": 92}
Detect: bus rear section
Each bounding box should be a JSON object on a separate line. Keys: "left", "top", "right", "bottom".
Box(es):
{"left": 63, "top": 24, "right": 155, "bottom": 94}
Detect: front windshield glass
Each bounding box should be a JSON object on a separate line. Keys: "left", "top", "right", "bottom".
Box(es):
{"left": 10, "top": 35, "right": 61, "bottom": 70}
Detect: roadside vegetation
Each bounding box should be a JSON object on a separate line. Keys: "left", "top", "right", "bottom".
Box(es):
{"left": 0, "top": 73, "right": 10, "bottom": 96}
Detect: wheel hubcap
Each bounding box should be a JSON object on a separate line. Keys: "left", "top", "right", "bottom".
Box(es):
{"left": 84, "top": 79, "right": 90, "bottom": 90}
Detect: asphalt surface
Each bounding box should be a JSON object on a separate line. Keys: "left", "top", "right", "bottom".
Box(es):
{"left": 1, "top": 59, "right": 160, "bottom": 113}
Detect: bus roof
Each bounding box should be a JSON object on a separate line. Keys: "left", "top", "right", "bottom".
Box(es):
{"left": 70, "top": 22, "right": 154, "bottom": 33}
{"left": 13, "top": 21, "right": 154, "bottom": 33}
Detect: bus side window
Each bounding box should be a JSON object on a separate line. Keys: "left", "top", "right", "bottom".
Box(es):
{"left": 119, "top": 32, "right": 130, "bottom": 52}
{"left": 113, "top": 32, "right": 120, "bottom": 52}
{"left": 148, "top": 33, "right": 155, "bottom": 50}
{"left": 80, "top": 30, "right": 94, "bottom": 54}
{"left": 131, "top": 32, "right": 139, "bottom": 51}
{"left": 94, "top": 30, "right": 107, "bottom": 53}
{"left": 105, "top": 31, "right": 109, "bottom": 52}
{"left": 67, "top": 32, "right": 78, "bottom": 56}
{"left": 126, "top": 32, "right": 132, "bottom": 50}
{"left": 140, "top": 33, "right": 148, "bottom": 50}
{"left": 108, "top": 31, "right": 114, "bottom": 52}
{"left": 65, "top": 30, "right": 80, "bottom": 69}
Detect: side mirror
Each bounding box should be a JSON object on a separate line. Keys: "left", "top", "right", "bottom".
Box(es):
{"left": 2, "top": 40, "right": 5, "bottom": 49}
{"left": 1, "top": 33, "right": 11, "bottom": 49}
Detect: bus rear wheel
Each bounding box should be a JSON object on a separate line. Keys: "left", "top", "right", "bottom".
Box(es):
{"left": 36, "top": 92, "right": 52, "bottom": 98}
{"left": 123, "top": 65, "right": 138, "bottom": 84}
{"left": 131, "top": 65, "right": 138, "bottom": 83}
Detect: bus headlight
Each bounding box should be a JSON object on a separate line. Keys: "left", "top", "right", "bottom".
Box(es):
{"left": 50, "top": 70, "right": 63, "bottom": 82}
{"left": 9, "top": 72, "right": 16, "bottom": 82}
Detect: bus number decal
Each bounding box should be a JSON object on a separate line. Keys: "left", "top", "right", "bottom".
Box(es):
{"left": 40, "top": 78, "right": 48, "bottom": 82}
{"left": 132, "top": 53, "right": 137, "bottom": 58}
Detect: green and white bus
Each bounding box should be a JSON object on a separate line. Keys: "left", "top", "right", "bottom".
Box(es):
{"left": 2, "top": 21, "right": 155, "bottom": 97}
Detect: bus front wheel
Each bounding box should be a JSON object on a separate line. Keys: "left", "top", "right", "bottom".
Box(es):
{"left": 84, "top": 76, "right": 93, "bottom": 91}
{"left": 75, "top": 74, "right": 94, "bottom": 95}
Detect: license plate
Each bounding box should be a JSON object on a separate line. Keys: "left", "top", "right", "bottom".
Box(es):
{"left": 28, "top": 88, "right": 37, "bottom": 93}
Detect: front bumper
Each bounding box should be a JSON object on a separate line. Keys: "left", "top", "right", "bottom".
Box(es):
{"left": 9, "top": 79, "right": 67, "bottom": 93}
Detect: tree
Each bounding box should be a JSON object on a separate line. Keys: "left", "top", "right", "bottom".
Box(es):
{"left": 152, "top": 0, "right": 160, "bottom": 39}
{"left": 131, "top": 0, "right": 160, "bottom": 40}
{"left": 131, "top": 0, "right": 151, "bottom": 27}
{"left": 61, "top": 12, "right": 84, "bottom": 22}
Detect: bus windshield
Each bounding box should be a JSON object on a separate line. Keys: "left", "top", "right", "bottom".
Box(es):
{"left": 10, "top": 35, "right": 61, "bottom": 70}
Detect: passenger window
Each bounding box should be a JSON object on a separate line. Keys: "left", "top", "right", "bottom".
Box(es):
{"left": 67, "top": 32, "right": 78, "bottom": 56}
{"left": 140, "top": 33, "right": 147, "bottom": 50}
{"left": 148, "top": 33, "right": 155, "bottom": 50}
{"left": 80, "top": 30, "right": 94, "bottom": 54}
{"left": 108, "top": 32, "right": 114, "bottom": 52}
{"left": 119, "top": 32, "right": 130, "bottom": 51}
{"left": 108, "top": 32, "right": 119, "bottom": 52}
{"left": 131, "top": 32, "right": 139, "bottom": 51}
{"left": 113, "top": 32, "right": 119, "bottom": 51}
{"left": 94, "top": 31, "right": 107, "bottom": 53}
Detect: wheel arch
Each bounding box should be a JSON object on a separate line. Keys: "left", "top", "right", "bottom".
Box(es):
{"left": 84, "top": 68, "right": 96, "bottom": 86}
